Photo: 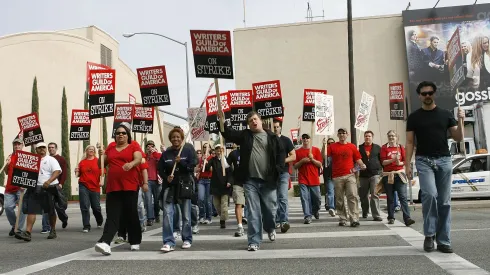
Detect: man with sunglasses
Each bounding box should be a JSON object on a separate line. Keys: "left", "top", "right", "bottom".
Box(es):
{"left": 406, "top": 81, "right": 465, "bottom": 254}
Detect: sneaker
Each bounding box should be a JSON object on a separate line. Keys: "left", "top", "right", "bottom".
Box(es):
{"left": 268, "top": 230, "right": 276, "bottom": 241}
{"left": 182, "top": 241, "right": 192, "bottom": 249}
{"left": 362, "top": 214, "right": 368, "bottom": 219}
{"left": 14, "top": 231, "right": 23, "bottom": 240}
{"left": 160, "top": 244, "right": 175, "bottom": 253}
{"left": 324, "top": 204, "right": 329, "bottom": 212}
{"left": 141, "top": 224, "right": 147, "bottom": 233}
{"left": 95, "top": 242, "right": 111, "bottom": 255}
{"left": 437, "top": 244, "right": 454, "bottom": 253}
{"left": 395, "top": 206, "right": 401, "bottom": 212}
{"left": 304, "top": 217, "right": 312, "bottom": 224}
{"left": 213, "top": 213, "right": 218, "bottom": 217}
{"left": 130, "top": 244, "right": 140, "bottom": 251}
{"left": 234, "top": 226, "right": 244, "bottom": 237}
{"left": 20, "top": 231, "right": 32, "bottom": 242}
{"left": 220, "top": 220, "right": 226, "bottom": 229}
{"left": 97, "top": 222, "right": 103, "bottom": 229}
{"left": 339, "top": 221, "right": 346, "bottom": 226}
{"left": 247, "top": 244, "right": 259, "bottom": 251}
{"left": 328, "top": 209, "right": 336, "bottom": 217}
{"left": 82, "top": 228, "right": 90, "bottom": 233}
{"left": 350, "top": 221, "right": 360, "bottom": 227}
{"left": 9, "top": 228, "right": 15, "bottom": 236}
{"left": 41, "top": 229, "right": 49, "bottom": 234}
{"left": 275, "top": 223, "right": 281, "bottom": 229}
{"left": 155, "top": 216, "right": 161, "bottom": 223}
{"left": 62, "top": 220, "right": 68, "bottom": 229}
{"left": 173, "top": 231, "right": 181, "bottom": 239}
{"left": 114, "top": 237, "right": 126, "bottom": 244}
{"left": 242, "top": 218, "right": 248, "bottom": 225}
{"left": 405, "top": 219, "right": 415, "bottom": 227}
{"left": 314, "top": 211, "right": 320, "bottom": 220}
{"left": 373, "top": 217, "right": 383, "bottom": 222}
{"left": 388, "top": 219, "right": 395, "bottom": 224}
{"left": 192, "top": 225, "right": 200, "bottom": 234}
{"left": 146, "top": 220, "right": 154, "bottom": 226}
{"left": 424, "top": 236, "right": 435, "bottom": 252}
{"left": 47, "top": 230, "right": 57, "bottom": 239}
{"left": 280, "top": 222, "right": 290, "bottom": 233}
{"left": 199, "top": 218, "right": 205, "bottom": 224}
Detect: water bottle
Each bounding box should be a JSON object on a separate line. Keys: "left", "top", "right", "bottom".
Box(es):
{"left": 350, "top": 163, "right": 360, "bottom": 173}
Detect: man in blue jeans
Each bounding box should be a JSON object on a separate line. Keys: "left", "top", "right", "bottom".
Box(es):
{"left": 144, "top": 140, "right": 162, "bottom": 225}
{"left": 272, "top": 120, "right": 296, "bottom": 233}
{"left": 405, "top": 81, "right": 464, "bottom": 254}
{"left": 219, "top": 110, "right": 285, "bottom": 251}
{"left": 321, "top": 137, "right": 336, "bottom": 216}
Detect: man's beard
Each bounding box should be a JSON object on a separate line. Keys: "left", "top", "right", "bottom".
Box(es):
{"left": 423, "top": 98, "right": 433, "bottom": 105}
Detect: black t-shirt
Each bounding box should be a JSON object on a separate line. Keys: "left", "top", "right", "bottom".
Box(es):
{"left": 406, "top": 106, "right": 457, "bottom": 157}
{"left": 279, "top": 135, "right": 294, "bottom": 173}
{"left": 227, "top": 150, "right": 241, "bottom": 184}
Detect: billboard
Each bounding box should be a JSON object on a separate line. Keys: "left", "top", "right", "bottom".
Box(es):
{"left": 402, "top": 3, "right": 490, "bottom": 113}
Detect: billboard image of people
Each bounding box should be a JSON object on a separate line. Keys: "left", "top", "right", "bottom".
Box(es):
{"left": 403, "top": 3, "right": 490, "bottom": 113}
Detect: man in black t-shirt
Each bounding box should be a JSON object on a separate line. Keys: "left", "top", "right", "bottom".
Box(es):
{"left": 406, "top": 81, "right": 465, "bottom": 254}
{"left": 273, "top": 120, "right": 296, "bottom": 233}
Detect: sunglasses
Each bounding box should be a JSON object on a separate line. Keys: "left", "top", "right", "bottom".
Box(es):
{"left": 420, "top": 91, "right": 435, "bottom": 97}
{"left": 327, "top": 142, "right": 334, "bottom": 145}
{"left": 115, "top": 131, "right": 127, "bottom": 136}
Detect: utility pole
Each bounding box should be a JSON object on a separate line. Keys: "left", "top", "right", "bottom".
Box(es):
{"left": 347, "top": 0, "right": 357, "bottom": 145}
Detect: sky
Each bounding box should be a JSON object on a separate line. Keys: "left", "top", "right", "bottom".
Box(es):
{"left": 1, "top": 0, "right": 489, "bottom": 125}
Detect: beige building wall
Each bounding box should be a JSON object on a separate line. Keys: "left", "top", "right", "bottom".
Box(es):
{"left": 0, "top": 26, "right": 175, "bottom": 195}
{"left": 233, "top": 15, "right": 409, "bottom": 147}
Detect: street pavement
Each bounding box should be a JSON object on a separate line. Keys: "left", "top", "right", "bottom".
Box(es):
{"left": 0, "top": 198, "right": 489, "bottom": 275}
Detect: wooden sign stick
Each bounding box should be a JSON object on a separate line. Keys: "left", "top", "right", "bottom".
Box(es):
{"left": 156, "top": 109, "right": 165, "bottom": 147}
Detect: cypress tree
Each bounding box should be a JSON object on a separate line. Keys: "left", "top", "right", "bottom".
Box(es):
{"left": 31, "top": 77, "right": 39, "bottom": 153}
{"left": 61, "top": 88, "right": 72, "bottom": 198}
{"left": 0, "top": 102, "right": 4, "bottom": 186}
{"left": 83, "top": 90, "right": 90, "bottom": 150}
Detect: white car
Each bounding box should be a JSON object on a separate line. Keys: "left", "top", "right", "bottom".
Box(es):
{"left": 0, "top": 185, "right": 5, "bottom": 216}
{"left": 410, "top": 153, "right": 490, "bottom": 202}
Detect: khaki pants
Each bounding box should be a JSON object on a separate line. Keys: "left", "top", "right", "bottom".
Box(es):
{"left": 213, "top": 194, "right": 229, "bottom": 221}
{"left": 333, "top": 174, "right": 359, "bottom": 222}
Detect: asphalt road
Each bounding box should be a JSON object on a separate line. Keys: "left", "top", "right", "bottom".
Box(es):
{"left": 0, "top": 198, "right": 489, "bottom": 275}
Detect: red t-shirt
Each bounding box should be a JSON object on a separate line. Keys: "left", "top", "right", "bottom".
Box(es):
{"left": 78, "top": 157, "right": 101, "bottom": 192}
{"left": 364, "top": 144, "right": 372, "bottom": 158}
{"left": 199, "top": 156, "right": 213, "bottom": 179}
{"left": 105, "top": 141, "right": 143, "bottom": 193}
{"left": 327, "top": 142, "right": 362, "bottom": 178}
{"left": 5, "top": 153, "right": 20, "bottom": 194}
{"left": 295, "top": 147, "right": 322, "bottom": 186}
{"left": 137, "top": 155, "right": 150, "bottom": 184}
{"left": 146, "top": 151, "right": 161, "bottom": 181}
{"left": 380, "top": 144, "right": 406, "bottom": 172}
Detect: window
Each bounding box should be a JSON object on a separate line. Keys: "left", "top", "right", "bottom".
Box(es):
{"left": 100, "top": 44, "right": 112, "bottom": 67}
{"left": 449, "top": 141, "right": 470, "bottom": 155}
{"left": 453, "top": 155, "right": 490, "bottom": 174}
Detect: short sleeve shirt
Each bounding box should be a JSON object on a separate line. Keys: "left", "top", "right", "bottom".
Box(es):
{"left": 105, "top": 141, "right": 143, "bottom": 193}
{"left": 294, "top": 147, "right": 322, "bottom": 186}
{"left": 38, "top": 155, "right": 62, "bottom": 185}
{"left": 279, "top": 135, "right": 294, "bottom": 173}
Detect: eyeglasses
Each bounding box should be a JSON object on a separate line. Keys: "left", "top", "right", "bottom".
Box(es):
{"left": 327, "top": 142, "right": 334, "bottom": 145}
{"left": 420, "top": 91, "right": 435, "bottom": 97}
{"left": 115, "top": 132, "right": 127, "bottom": 136}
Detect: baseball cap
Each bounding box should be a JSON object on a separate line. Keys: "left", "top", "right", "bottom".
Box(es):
{"left": 146, "top": 140, "right": 155, "bottom": 146}
{"left": 12, "top": 138, "right": 23, "bottom": 144}
{"left": 338, "top": 128, "right": 348, "bottom": 133}
{"left": 36, "top": 142, "right": 47, "bottom": 148}
{"left": 214, "top": 144, "right": 222, "bottom": 149}
{"left": 301, "top": 133, "right": 310, "bottom": 139}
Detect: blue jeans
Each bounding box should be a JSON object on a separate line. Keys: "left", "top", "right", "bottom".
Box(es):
{"left": 244, "top": 178, "right": 277, "bottom": 246}
{"left": 42, "top": 213, "right": 51, "bottom": 231}
{"left": 197, "top": 179, "right": 212, "bottom": 221}
{"left": 144, "top": 180, "right": 161, "bottom": 221}
{"left": 162, "top": 188, "right": 192, "bottom": 246}
{"left": 299, "top": 184, "right": 321, "bottom": 218}
{"left": 138, "top": 189, "right": 146, "bottom": 226}
{"left": 5, "top": 191, "right": 26, "bottom": 231}
{"left": 79, "top": 184, "right": 103, "bottom": 229}
{"left": 323, "top": 177, "right": 335, "bottom": 210}
{"left": 415, "top": 156, "right": 453, "bottom": 246}
{"left": 393, "top": 191, "right": 400, "bottom": 208}
{"left": 275, "top": 172, "right": 290, "bottom": 223}
{"left": 383, "top": 175, "right": 411, "bottom": 223}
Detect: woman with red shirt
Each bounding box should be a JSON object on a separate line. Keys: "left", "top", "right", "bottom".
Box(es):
{"left": 75, "top": 145, "right": 104, "bottom": 233}
{"left": 380, "top": 130, "right": 415, "bottom": 226}
{"left": 94, "top": 123, "right": 145, "bottom": 255}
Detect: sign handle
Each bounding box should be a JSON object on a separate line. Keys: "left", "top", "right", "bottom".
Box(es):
{"left": 100, "top": 119, "right": 105, "bottom": 183}
{"left": 310, "top": 121, "right": 315, "bottom": 153}
{"left": 214, "top": 78, "right": 224, "bottom": 132}
{"left": 156, "top": 109, "right": 165, "bottom": 147}
{"left": 456, "top": 88, "right": 466, "bottom": 157}
{"left": 76, "top": 140, "right": 82, "bottom": 167}
{"left": 220, "top": 132, "right": 226, "bottom": 177}
{"left": 374, "top": 95, "right": 382, "bottom": 143}
{"left": 0, "top": 162, "right": 7, "bottom": 174}
{"left": 202, "top": 137, "right": 211, "bottom": 172}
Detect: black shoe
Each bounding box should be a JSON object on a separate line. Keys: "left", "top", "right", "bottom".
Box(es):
{"left": 424, "top": 236, "right": 435, "bottom": 252}
{"left": 213, "top": 213, "right": 218, "bottom": 217}
{"left": 220, "top": 220, "right": 226, "bottom": 229}
{"left": 437, "top": 244, "right": 454, "bottom": 253}
{"left": 146, "top": 220, "right": 154, "bottom": 226}
{"left": 350, "top": 221, "right": 360, "bottom": 227}
{"left": 20, "top": 231, "right": 32, "bottom": 242}
{"left": 314, "top": 212, "right": 320, "bottom": 220}
{"left": 339, "top": 221, "right": 346, "bottom": 226}
{"left": 405, "top": 219, "right": 415, "bottom": 227}
{"left": 9, "top": 228, "right": 15, "bottom": 236}
{"left": 14, "top": 231, "right": 23, "bottom": 240}
{"left": 62, "top": 220, "right": 68, "bottom": 229}
{"left": 373, "top": 217, "right": 383, "bottom": 222}
{"left": 155, "top": 217, "right": 161, "bottom": 223}
{"left": 324, "top": 204, "right": 328, "bottom": 212}
{"left": 242, "top": 218, "right": 248, "bottom": 225}
{"left": 362, "top": 214, "right": 368, "bottom": 219}
{"left": 280, "top": 223, "right": 290, "bottom": 233}
{"left": 304, "top": 217, "right": 312, "bottom": 224}
{"left": 47, "top": 230, "right": 57, "bottom": 239}
{"left": 388, "top": 219, "right": 395, "bottom": 224}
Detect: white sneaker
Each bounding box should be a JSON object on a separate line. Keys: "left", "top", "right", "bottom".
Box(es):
{"left": 173, "top": 231, "right": 181, "bottom": 239}
{"left": 329, "top": 209, "right": 336, "bottom": 217}
{"left": 95, "top": 242, "right": 111, "bottom": 255}
{"left": 268, "top": 230, "right": 276, "bottom": 241}
{"left": 192, "top": 225, "right": 199, "bottom": 234}
{"left": 160, "top": 244, "right": 175, "bottom": 253}
{"left": 130, "top": 245, "right": 140, "bottom": 251}
{"left": 182, "top": 241, "right": 192, "bottom": 249}
{"left": 198, "top": 218, "right": 205, "bottom": 224}
{"left": 82, "top": 228, "right": 89, "bottom": 233}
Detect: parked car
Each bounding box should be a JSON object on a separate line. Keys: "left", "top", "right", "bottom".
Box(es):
{"left": 0, "top": 185, "right": 5, "bottom": 216}
{"left": 410, "top": 153, "right": 490, "bottom": 202}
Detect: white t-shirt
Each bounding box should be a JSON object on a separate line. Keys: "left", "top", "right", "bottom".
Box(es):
{"left": 37, "top": 155, "right": 62, "bottom": 186}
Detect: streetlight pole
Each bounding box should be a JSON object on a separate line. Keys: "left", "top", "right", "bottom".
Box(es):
{"left": 122, "top": 32, "right": 191, "bottom": 108}
{"left": 347, "top": 0, "right": 357, "bottom": 145}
